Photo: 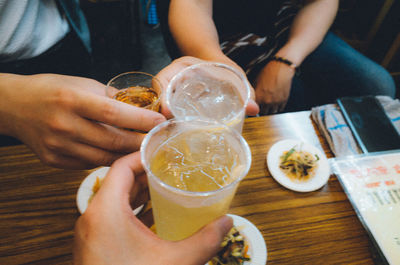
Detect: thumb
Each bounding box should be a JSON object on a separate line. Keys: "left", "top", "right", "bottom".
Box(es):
{"left": 245, "top": 81, "right": 259, "bottom": 116}
{"left": 174, "top": 216, "right": 233, "bottom": 265}
{"left": 93, "top": 152, "right": 144, "bottom": 208}
{"left": 160, "top": 90, "right": 173, "bottom": 119}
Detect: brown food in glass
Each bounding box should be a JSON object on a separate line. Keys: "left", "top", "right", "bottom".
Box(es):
{"left": 113, "top": 86, "right": 160, "bottom": 112}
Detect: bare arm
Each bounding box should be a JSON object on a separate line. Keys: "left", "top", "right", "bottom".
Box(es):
{"left": 0, "top": 73, "right": 165, "bottom": 169}
{"left": 276, "top": 0, "right": 339, "bottom": 64}
{"left": 254, "top": 0, "right": 339, "bottom": 114}
{"left": 168, "top": 0, "right": 259, "bottom": 115}
{"left": 169, "top": 0, "right": 230, "bottom": 64}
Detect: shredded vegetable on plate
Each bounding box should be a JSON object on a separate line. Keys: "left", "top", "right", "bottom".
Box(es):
{"left": 88, "top": 176, "right": 103, "bottom": 203}
{"left": 209, "top": 226, "right": 250, "bottom": 265}
{"left": 279, "top": 145, "right": 319, "bottom": 181}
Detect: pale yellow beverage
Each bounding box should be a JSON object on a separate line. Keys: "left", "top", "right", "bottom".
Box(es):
{"left": 149, "top": 183, "right": 236, "bottom": 241}
{"left": 141, "top": 120, "right": 251, "bottom": 241}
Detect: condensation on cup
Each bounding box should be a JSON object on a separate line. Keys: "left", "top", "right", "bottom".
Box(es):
{"left": 141, "top": 119, "right": 251, "bottom": 241}
{"left": 166, "top": 62, "right": 251, "bottom": 133}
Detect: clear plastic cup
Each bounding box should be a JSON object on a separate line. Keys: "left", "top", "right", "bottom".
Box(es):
{"left": 141, "top": 119, "right": 251, "bottom": 241}
{"left": 166, "top": 62, "right": 251, "bottom": 133}
{"left": 106, "top": 71, "right": 162, "bottom": 112}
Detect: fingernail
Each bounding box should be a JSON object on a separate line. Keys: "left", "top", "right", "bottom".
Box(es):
{"left": 246, "top": 99, "right": 260, "bottom": 115}
{"left": 153, "top": 116, "right": 166, "bottom": 127}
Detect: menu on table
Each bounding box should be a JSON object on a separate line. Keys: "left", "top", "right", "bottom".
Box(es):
{"left": 331, "top": 151, "right": 400, "bottom": 265}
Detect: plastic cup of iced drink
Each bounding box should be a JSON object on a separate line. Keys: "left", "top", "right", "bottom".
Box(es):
{"left": 166, "top": 62, "right": 251, "bottom": 133}
{"left": 141, "top": 119, "right": 251, "bottom": 241}
{"left": 106, "top": 71, "right": 161, "bottom": 112}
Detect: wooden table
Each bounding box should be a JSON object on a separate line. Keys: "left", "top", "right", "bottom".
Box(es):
{"left": 0, "top": 111, "right": 379, "bottom": 264}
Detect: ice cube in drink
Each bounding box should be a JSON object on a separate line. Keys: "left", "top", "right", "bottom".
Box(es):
{"left": 150, "top": 129, "right": 242, "bottom": 192}
{"left": 167, "top": 63, "right": 250, "bottom": 133}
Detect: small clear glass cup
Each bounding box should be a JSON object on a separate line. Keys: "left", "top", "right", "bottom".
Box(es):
{"left": 141, "top": 119, "right": 251, "bottom": 241}
{"left": 166, "top": 62, "right": 251, "bottom": 133}
{"left": 106, "top": 71, "right": 162, "bottom": 112}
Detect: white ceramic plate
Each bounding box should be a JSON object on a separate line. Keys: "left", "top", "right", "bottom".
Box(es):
{"left": 76, "top": 166, "right": 144, "bottom": 215}
{"left": 208, "top": 214, "right": 267, "bottom": 265}
{"left": 229, "top": 214, "right": 267, "bottom": 265}
{"left": 267, "top": 139, "right": 330, "bottom": 192}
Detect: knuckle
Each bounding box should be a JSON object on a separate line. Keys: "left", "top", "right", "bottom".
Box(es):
{"left": 40, "top": 151, "right": 60, "bottom": 167}
{"left": 47, "top": 117, "right": 71, "bottom": 134}
{"left": 131, "top": 133, "right": 145, "bottom": 150}
{"left": 116, "top": 131, "right": 144, "bottom": 153}
{"left": 110, "top": 133, "right": 125, "bottom": 150}
{"left": 101, "top": 101, "right": 120, "bottom": 124}
{"left": 52, "top": 87, "right": 76, "bottom": 108}
{"left": 42, "top": 137, "right": 62, "bottom": 152}
{"left": 134, "top": 113, "right": 146, "bottom": 129}
{"left": 93, "top": 152, "right": 116, "bottom": 167}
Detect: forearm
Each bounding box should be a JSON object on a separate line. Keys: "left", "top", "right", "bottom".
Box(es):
{"left": 276, "top": 0, "right": 339, "bottom": 65}
{"left": 169, "top": 0, "right": 233, "bottom": 64}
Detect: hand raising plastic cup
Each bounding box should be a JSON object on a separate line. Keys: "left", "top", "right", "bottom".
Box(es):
{"left": 141, "top": 119, "right": 251, "bottom": 241}
{"left": 107, "top": 71, "right": 162, "bottom": 112}
{"left": 166, "top": 62, "right": 251, "bottom": 133}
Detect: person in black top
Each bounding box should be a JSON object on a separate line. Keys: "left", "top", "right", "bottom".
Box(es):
{"left": 161, "top": 0, "right": 396, "bottom": 115}
{"left": 0, "top": 1, "right": 168, "bottom": 169}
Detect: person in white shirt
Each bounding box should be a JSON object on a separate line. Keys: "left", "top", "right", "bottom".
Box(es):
{"left": 0, "top": 2, "right": 249, "bottom": 263}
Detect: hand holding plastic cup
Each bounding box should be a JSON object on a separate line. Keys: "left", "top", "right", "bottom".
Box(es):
{"left": 166, "top": 62, "right": 251, "bottom": 133}
{"left": 141, "top": 119, "right": 251, "bottom": 241}
{"left": 106, "top": 71, "right": 162, "bottom": 112}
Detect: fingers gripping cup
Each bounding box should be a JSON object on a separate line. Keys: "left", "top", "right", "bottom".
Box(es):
{"left": 106, "top": 71, "right": 162, "bottom": 112}
{"left": 141, "top": 119, "right": 251, "bottom": 241}
{"left": 166, "top": 62, "right": 251, "bottom": 133}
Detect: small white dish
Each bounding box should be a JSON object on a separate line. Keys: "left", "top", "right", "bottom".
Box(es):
{"left": 267, "top": 139, "right": 330, "bottom": 192}
{"left": 76, "top": 166, "right": 144, "bottom": 215}
{"left": 207, "top": 214, "right": 267, "bottom": 265}
{"left": 228, "top": 214, "right": 267, "bottom": 265}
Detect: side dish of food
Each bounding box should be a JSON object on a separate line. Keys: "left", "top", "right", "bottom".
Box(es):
{"left": 208, "top": 214, "right": 267, "bottom": 265}
{"left": 279, "top": 145, "right": 319, "bottom": 181}
{"left": 267, "top": 139, "right": 330, "bottom": 192}
{"left": 210, "top": 226, "right": 250, "bottom": 265}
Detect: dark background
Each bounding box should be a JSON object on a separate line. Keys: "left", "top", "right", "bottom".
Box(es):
{"left": 332, "top": 0, "right": 400, "bottom": 97}
{"left": 81, "top": 0, "right": 400, "bottom": 97}
{"left": 0, "top": 0, "right": 399, "bottom": 146}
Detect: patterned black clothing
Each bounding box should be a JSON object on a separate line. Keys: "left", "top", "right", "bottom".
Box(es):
{"left": 214, "top": 0, "right": 301, "bottom": 82}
